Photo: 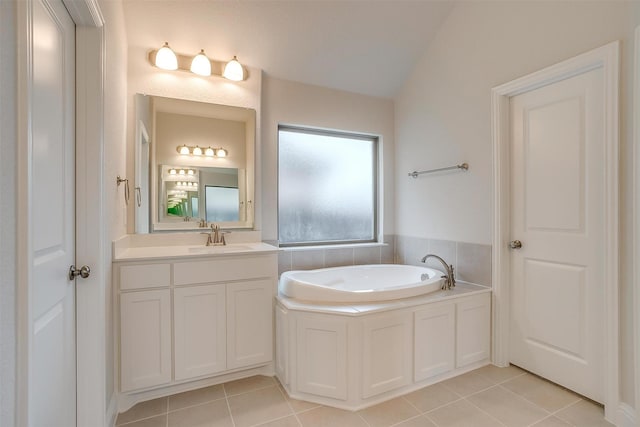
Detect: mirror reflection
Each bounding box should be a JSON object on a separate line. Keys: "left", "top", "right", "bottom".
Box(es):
{"left": 134, "top": 94, "right": 255, "bottom": 233}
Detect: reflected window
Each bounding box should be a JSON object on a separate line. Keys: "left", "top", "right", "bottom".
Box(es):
{"left": 205, "top": 186, "right": 239, "bottom": 222}
{"left": 278, "top": 126, "right": 378, "bottom": 246}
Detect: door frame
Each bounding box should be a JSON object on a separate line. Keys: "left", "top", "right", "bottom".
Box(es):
{"left": 634, "top": 25, "right": 640, "bottom": 426}
{"left": 15, "top": 0, "right": 107, "bottom": 425}
{"left": 491, "top": 41, "right": 619, "bottom": 420}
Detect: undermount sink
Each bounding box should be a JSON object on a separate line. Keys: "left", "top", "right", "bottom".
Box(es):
{"left": 187, "top": 244, "right": 254, "bottom": 254}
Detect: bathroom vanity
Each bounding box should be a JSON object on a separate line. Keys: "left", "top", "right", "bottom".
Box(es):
{"left": 113, "top": 239, "right": 278, "bottom": 411}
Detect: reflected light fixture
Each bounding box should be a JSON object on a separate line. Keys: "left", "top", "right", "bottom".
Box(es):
{"left": 155, "top": 42, "right": 178, "bottom": 70}
{"left": 223, "top": 56, "right": 244, "bottom": 81}
{"left": 187, "top": 169, "right": 195, "bottom": 175}
{"left": 190, "top": 49, "right": 211, "bottom": 76}
{"left": 169, "top": 168, "right": 177, "bottom": 175}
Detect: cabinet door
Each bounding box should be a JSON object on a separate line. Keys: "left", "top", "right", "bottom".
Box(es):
{"left": 226, "top": 280, "right": 273, "bottom": 370}
{"left": 456, "top": 294, "right": 491, "bottom": 368}
{"left": 414, "top": 304, "right": 455, "bottom": 382}
{"left": 174, "top": 284, "right": 227, "bottom": 381}
{"left": 297, "top": 315, "right": 348, "bottom": 400}
{"left": 362, "top": 312, "right": 412, "bottom": 398}
{"left": 120, "top": 290, "right": 171, "bottom": 392}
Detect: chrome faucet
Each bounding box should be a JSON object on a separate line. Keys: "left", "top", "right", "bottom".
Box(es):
{"left": 209, "top": 224, "right": 230, "bottom": 246}
{"left": 421, "top": 254, "right": 456, "bottom": 290}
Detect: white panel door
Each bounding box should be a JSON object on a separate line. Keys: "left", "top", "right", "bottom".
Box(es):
{"left": 226, "top": 280, "right": 273, "bottom": 370}
{"left": 414, "top": 304, "right": 455, "bottom": 381}
{"left": 509, "top": 67, "right": 605, "bottom": 402}
{"left": 29, "top": 0, "right": 76, "bottom": 424}
{"left": 174, "top": 285, "right": 227, "bottom": 380}
{"left": 120, "top": 290, "right": 172, "bottom": 392}
{"left": 362, "top": 312, "right": 412, "bottom": 398}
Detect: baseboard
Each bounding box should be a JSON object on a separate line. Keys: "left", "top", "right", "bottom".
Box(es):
{"left": 106, "top": 392, "right": 118, "bottom": 427}
{"left": 617, "top": 403, "right": 637, "bottom": 427}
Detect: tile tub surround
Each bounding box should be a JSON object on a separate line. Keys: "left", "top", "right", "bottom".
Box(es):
{"left": 276, "top": 236, "right": 395, "bottom": 277}
{"left": 396, "top": 236, "right": 492, "bottom": 287}
{"left": 276, "top": 235, "right": 490, "bottom": 288}
{"left": 115, "top": 367, "right": 612, "bottom": 427}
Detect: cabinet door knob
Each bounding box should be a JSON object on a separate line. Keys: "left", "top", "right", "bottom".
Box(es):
{"left": 509, "top": 240, "right": 523, "bottom": 249}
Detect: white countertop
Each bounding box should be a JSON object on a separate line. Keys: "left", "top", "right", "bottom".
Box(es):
{"left": 113, "top": 242, "right": 279, "bottom": 262}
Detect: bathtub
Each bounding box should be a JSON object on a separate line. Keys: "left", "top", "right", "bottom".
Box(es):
{"left": 278, "top": 264, "right": 444, "bottom": 303}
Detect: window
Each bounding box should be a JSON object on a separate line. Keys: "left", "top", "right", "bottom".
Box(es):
{"left": 278, "top": 126, "right": 378, "bottom": 246}
{"left": 205, "top": 186, "right": 239, "bottom": 222}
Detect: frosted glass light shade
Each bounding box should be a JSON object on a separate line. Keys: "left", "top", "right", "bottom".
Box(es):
{"left": 178, "top": 145, "right": 190, "bottom": 155}
{"left": 223, "top": 56, "right": 244, "bottom": 81}
{"left": 192, "top": 146, "right": 203, "bottom": 156}
{"left": 190, "top": 49, "right": 211, "bottom": 76}
{"left": 155, "top": 42, "right": 178, "bottom": 70}
{"left": 216, "top": 148, "right": 228, "bottom": 158}
{"left": 205, "top": 147, "right": 215, "bottom": 157}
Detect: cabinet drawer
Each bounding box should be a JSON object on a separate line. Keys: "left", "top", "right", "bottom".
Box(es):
{"left": 174, "top": 255, "right": 277, "bottom": 286}
{"left": 120, "top": 263, "right": 171, "bottom": 290}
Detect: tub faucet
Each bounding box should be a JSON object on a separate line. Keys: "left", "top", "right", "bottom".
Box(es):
{"left": 421, "top": 254, "right": 455, "bottom": 290}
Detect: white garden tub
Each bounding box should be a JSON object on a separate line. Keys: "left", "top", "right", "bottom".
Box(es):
{"left": 278, "top": 264, "right": 444, "bottom": 303}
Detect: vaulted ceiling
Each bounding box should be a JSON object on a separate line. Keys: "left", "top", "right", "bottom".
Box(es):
{"left": 123, "top": 1, "right": 455, "bottom": 98}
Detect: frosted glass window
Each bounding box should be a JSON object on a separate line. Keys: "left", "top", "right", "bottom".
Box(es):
{"left": 205, "top": 186, "right": 239, "bottom": 222}
{"left": 278, "top": 127, "right": 377, "bottom": 245}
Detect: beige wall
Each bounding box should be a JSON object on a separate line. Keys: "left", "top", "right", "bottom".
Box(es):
{"left": 261, "top": 76, "right": 395, "bottom": 242}
{"left": 395, "top": 0, "right": 639, "bottom": 408}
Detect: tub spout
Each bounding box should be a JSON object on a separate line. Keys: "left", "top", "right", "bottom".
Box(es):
{"left": 421, "top": 254, "right": 455, "bottom": 290}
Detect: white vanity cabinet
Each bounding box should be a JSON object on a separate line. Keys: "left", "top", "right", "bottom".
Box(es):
{"left": 115, "top": 250, "right": 277, "bottom": 400}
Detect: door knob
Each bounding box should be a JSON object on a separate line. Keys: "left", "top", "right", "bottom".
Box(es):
{"left": 509, "top": 240, "right": 523, "bottom": 249}
{"left": 69, "top": 265, "right": 91, "bottom": 281}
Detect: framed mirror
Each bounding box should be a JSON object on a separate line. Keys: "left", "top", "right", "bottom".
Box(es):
{"left": 135, "top": 94, "right": 255, "bottom": 232}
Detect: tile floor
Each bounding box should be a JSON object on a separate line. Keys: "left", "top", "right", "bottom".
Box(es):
{"left": 115, "top": 365, "right": 613, "bottom": 427}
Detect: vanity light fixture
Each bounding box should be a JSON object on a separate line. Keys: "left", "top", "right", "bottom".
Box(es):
{"left": 223, "top": 56, "right": 244, "bottom": 81}
{"left": 187, "top": 169, "right": 195, "bottom": 175}
{"left": 176, "top": 144, "right": 228, "bottom": 157}
{"left": 178, "top": 169, "right": 186, "bottom": 175}
{"left": 169, "top": 168, "right": 177, "bottom": 175}
{"left": 149, "top": 44, "right": 246, "bottom": 81}
{"left": 155, "top": 42, "right": 178, "bottom": 70}
{"left": 190, "top": 49, "right": 211, "bottom": 76}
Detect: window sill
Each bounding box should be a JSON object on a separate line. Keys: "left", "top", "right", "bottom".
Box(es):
{"left": 280, "top": 242, "right": 388, "bottom": 252}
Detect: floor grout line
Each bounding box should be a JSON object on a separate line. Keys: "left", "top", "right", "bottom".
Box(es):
{"left": 462, "top": 395, "right": 511, "bottom": 427}
{"left": 274, "top": 382, "right": 303, "bottom": 427}
{"left": 225, "top": 394, "right": 237, "bottom": 427}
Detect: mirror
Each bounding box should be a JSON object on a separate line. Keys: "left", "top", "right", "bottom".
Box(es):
{"left": 135, "top": 94, "right": 255, "bottom": 232}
